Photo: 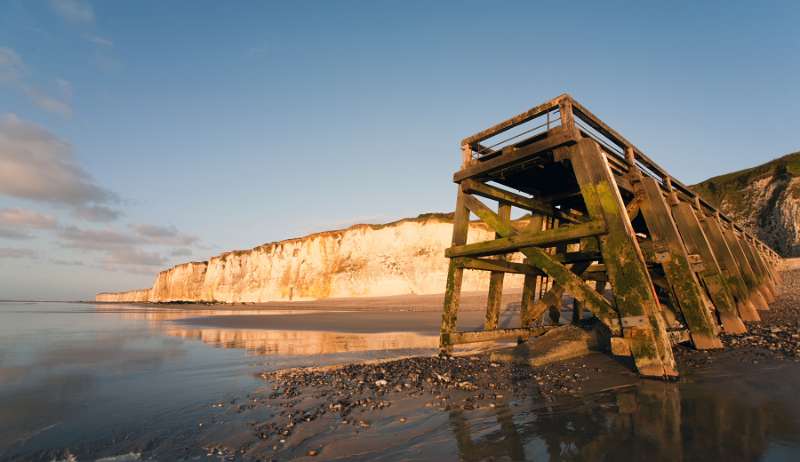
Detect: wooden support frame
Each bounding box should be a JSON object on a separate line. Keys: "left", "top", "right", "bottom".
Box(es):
{"left": 633, "top": 176, "right": 722, "bottom": 349}
{"left": 441, "top": 94, "right": 778, "bottom": 379}
{"left": 569, "top": 139, "right": 677, "bottom": 377}
{"left": 669, "top": 199, "right": 746, "bottom": 333}
{"left": 718, "top": 218, "right": 770, "bottom": 311}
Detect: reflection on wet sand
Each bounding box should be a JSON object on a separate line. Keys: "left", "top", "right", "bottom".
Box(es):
{"left": 449, "top": 377, "right": 799, "bottom": 461}
{"left": 160, "top": 326, "right": 438, "bottom": 356}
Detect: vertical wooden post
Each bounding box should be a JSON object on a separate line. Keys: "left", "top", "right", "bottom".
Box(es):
{"left": 635, "top": 176, "right": 721, "bottom": 349}
{"left": 751, "top": 236, "right": 779, "bottom": 290}
{"left": 485, "top": 202, "right": 511, "bottom": 330}
{"left": 696, "top": 206, "right": 761, "bottom": 321}
{"left": 572, "top": 298, "right": 583, "bottom": 324}
{"left": 520, "top": 215, "right": 544, "bottom": 327}
{"left": 718, "top": 217, "right": 769, "bottom": 311}
{"left": 571, "top": 139, "right": 677, "bottom": 378}
{"left": 739, "top": 233, "right": 776, "bottom": 302}
{"left": 670, "top": 197, "right": 746, "bottom": 334}
{"left": 440, "top": 146, "right": 473, "bottom": 353}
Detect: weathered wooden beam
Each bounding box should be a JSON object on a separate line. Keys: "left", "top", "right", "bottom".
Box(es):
{"left": 718, "top": 218, "right": 769, "bottom": 311}
{"left": 635, "top": 176, "right": 721, "bottom": 349}
{"left": 453, "top": 128, "right": 578, "bottom": 182}
{"left": 523, "top": 261, "right": 593, "bottom": 328}
{"left": 461, "top": 94, "right": 567, "bottom": 147}
{"left": 520, "top": 215, "right": 545, "bottom": 328}
{"left": 455, "top": 257, "right": 540, "bottom": 275}
{"left": 695, "top": 206, "right": 761, "bottom": 321}
{"left": 461, "top": 179, "right": 581, "bottom": 224}
{"left": 456, "top": 190, "right": 619, "bottom": 333}
{"left": 439, "top": 187, "right": 470, "bottom": 353}
{"left": 570, "top": 138, "right": 678, "bottom": 378}
{"left": 670, "top": 200, "right": 746, "bottom": 334}
{"left": 485, "top": 203, "right": 511, "bottom": 330}
{"left": 738, "top": 232, "right": 776, "bottom": 302}
{"left": 448, "top": 327, "right": 549, "bottom": 345}
{"left": 445, "top": 212, "right": 606, "bottom": 260}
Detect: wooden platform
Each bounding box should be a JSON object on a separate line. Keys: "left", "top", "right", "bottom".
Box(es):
{"left": 439, "top": 94, "right": 781, "bottom": 379}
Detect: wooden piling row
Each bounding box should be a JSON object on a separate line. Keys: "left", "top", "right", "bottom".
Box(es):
{"left": 439, "top": 94, "right": 781, "bottom": 379}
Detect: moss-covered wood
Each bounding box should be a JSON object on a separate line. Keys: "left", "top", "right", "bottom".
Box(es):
{"left": 570, "top": 139, "right": 678, "bottom": 378}
{"left": 670, "top": 201, "right": 746, "bottom": 334}
{"left": 635, "top": 176, "right": 722, "bottom": 349}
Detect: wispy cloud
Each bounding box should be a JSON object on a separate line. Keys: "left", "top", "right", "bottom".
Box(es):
{"left": 0, "top": 247, "right": 37, "bottom": 259}
{"left": 0, "top": 208, "right": 58, "bottom": 229}
{"left": 104, "top": 247, "right": 166, "bottom": 267}
{"left": 170, "top": 248, "right": 193, "bottom": 257}
{"left": 0, "top": 48, "right": 73, "bottom": 117}
{"left": 0, "top": 208, "right": 57, "bottom": 240}
{"left": 23, "top": 86, "right": 72, "bottom": 117}
{"left": 0, "top": 114, "right": 120, "bottom": 215}
{"left": 72, "top": 205, "right": 122, "bottom": 223}
{"left": 50, "top": 258, "right": 85, "bottom": 266}
{"left": 0, "top": 48, "right": 24, "bottom": 83}
{"left": 0, "top": 228, "right": 31, "bottom": 240}
{"left": 131, "top": 224, "right": 198, "bottom": 246}
{"left": 49, "top": 0, "right": 95, "bottom": 24}
{"left": 84, "top": 34, "right": 112, "bottom": 47}
{"left": 58, "top": 225, "right": 138, "bottom": 249}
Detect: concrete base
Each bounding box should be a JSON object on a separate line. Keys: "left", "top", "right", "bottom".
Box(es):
{"left": 490, "top": 325, "right": 600, "bottom": 367}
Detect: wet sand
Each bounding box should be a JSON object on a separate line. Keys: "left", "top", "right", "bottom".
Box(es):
{"left": 11, "top": 273, "right": 800, "bottom": 461}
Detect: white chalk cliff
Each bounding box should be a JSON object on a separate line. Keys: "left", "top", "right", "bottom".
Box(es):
{"left": 96, "top": 213, "right": 524, "bottom": 303}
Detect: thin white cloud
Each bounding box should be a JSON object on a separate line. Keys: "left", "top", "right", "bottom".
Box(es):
{"left": 0, "top": 114, "right": 119, "bottom": 209}
{"left": 104, "top": 247, "right": 166, "bottom": 267}
{"left": 0, "top": 247, "right": 37, "bottom": 259}
{"left": 0, "top": 228, "right": 31, "bottom": 240}
{"left": 49, "top": 0, "right": 95, "bottom": 23}
{"left": 0, "top": 48, "right": 24, "bottom": 83}
{"left": 131, "top": 224, "right": 199, "bottom": 246}
{"left": 84, "top": 34, "right": 113, "bottom": 47}
{"left": 58, "top": 225, "right": 138, "bottom": 249}
{"left": 0, "top": 208, "right": 57, "bottom": 240}
{"left": 0, "top": 208, "right": 58, "bottom": 229}
{"left": 170, "top": 247, "right": 193, "bottom": 257}
{"left": 23, "top": 85, "right": 72, "bottom": 117}
{"left": 72, "top": 205, "right": 122, "bottom": 223}
{"left": 0, "top": 48, "right": 72, "bottom": 117}
{"left": 50, "top": 258, "right": 85, "bottom": 266}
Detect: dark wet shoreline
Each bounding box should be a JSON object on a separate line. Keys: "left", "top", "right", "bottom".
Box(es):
{"left": 5, "top": 271, "right": 800, "bottom": 461}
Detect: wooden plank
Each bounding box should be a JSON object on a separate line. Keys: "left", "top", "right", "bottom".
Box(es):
{"left": 453, "top": 128, "right": 578, "bottom": 182}
{"left": 718, "top": 218, "right": 769, "bottom": 311}
{"left": 738, "top": 233, "right": 776, "bottom": 302}
{"left": 455, "top": 190, "right": 619, "bottom": 331}
{"left": 455, "top": 257, "right": 541, "bottom": 275}
{"left": 449, "top": 327, "right": 549, "bottom": 345}
{"left": 461, "top": 179, "right": 580, "bottom": 223}
{"left": 696, "top": 208, "right": 761, "bottom": 321}
{"left": 520, "top": 215, "right": 544, "bottom": 328}
{"left": 445, "top": 209, "right": 606, "bottom": 259}
{"left": 439, "top": 187, "right": 471, "bottom": 353}
{"left": 485, "top": 203, "right": 511, "bottom": 330}
{"left": 670, "top": 200, "right": 746, "bottom": 334}
{"left": 461, "top": 94, "right": 566, "bottom": 146}
{"left": 636, "top": 176, "right": 721, "bottom": 349}
{"left": 570, "top": 138, "right": 678, "bottom": 378}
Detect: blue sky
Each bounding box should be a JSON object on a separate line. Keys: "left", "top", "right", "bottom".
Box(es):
{"left": 0, "top": 0, "right": 798, "bottom": 300}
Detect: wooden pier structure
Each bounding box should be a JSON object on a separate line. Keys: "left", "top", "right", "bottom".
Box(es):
{"left": 439, "top": 94, "right": 781, "bottom": 379}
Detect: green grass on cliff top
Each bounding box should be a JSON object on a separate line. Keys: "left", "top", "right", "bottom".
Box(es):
{"left": 690, "top": 151, "right": 800, "bottom": 209}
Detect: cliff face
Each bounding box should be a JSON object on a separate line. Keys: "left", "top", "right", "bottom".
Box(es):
{"left": 96, "top": 213, "right": 524, "bottom": 303}
{"left": 691, "top": 151, "right": 800, "bottom": 257}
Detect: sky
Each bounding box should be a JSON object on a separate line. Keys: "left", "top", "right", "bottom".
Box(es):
{"left": 0, "top": 0, "right": 798, "bottom": 300}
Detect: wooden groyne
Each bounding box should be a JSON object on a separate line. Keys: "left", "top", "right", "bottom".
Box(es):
{"left": 439, "top": 94, "right": 780, "bottom": 379}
